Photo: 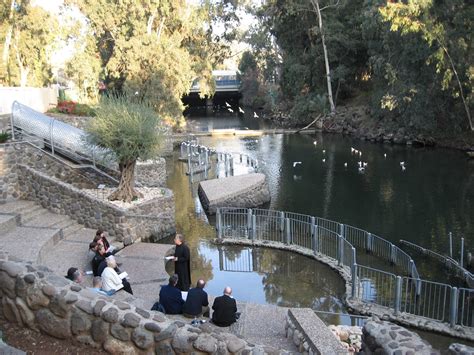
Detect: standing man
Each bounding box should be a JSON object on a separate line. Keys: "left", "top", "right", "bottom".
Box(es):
{"left": 173, "top": 234, "right": 191, "bottom": 291}
{"left": 211, "top": 286, "right": 239, "bottom": 327}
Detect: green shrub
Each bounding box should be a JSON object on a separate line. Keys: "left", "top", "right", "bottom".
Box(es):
{"left": 0, "top": 131, "right": 11, "bottom": 143}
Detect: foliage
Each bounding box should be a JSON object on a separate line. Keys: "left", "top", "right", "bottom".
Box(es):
{"left": 86, "top": 96, "right": 164, "bottom": 202}
{"left": 0, "top": 0, "right": 60, "bottom": 86}
{"left": 0, "top": 131, "right": 11, "bottom": 143}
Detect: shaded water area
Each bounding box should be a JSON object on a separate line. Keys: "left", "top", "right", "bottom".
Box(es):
{"left": 163, "top": 115, "right": 473, "bottom": 348}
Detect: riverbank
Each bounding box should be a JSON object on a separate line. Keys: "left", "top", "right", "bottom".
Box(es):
{"left": 269, "top": 105, "right": 474, "bottom": 152}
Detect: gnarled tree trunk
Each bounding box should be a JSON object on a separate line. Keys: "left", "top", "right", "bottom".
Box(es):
{"left": 108, "top": 159, "right": 143, "bottom": 202}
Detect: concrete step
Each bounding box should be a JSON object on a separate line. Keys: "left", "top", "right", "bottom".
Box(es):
{"left": 0, "top": 214, "right": 19, "bottom": 233}
{"left": 61, "top": 223, "right": 87, "bottom": 239}
{"left": 0, "top": 225, "right": 62, "bottom": 264}
{"left": 0, "top": 199, "right": 37, "bottom": 215}
{"left": 19, "top": 204, "right": 48, "bottom": 224}
{"left": 22, "top": 211, "right": 71, "bottom": 229}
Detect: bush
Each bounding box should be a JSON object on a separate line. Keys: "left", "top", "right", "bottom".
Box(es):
{"left": 0, "top": 131, "right": 11, "bottom": 143}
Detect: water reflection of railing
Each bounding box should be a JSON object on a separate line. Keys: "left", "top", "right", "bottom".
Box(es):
{"left": 218, "top": 248, "right": 254, "bottom": 272}
{"left": 179, "top": 141, "right": 259, "bottom": 183}
{"left": 216, "top": 207, "right": 474, "bottom": 331}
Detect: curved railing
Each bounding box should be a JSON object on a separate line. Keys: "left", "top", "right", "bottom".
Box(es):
{"left": 215, "top": 207, "right": 474, "bottom": 330}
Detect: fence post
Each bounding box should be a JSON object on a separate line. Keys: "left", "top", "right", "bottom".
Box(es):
{"left": 366, "top": 232, "right": 372, "bottom": 253}
{"left": 251, "top": 215, "right": 257, "bottom": 241}
{"left": 311, "top": 217, "right": 317, "bottom": 253}
{"left": 415, "top": 278, "right": 421, "bottom": 297}
{"left": 339, "top": 223, "right": 345, "bottom": 239}
{"left": 230, "top": 156, "right": 234, "bottom": 176}
{"left": 216, "top": 208, "right": 222, "bottom": 239}
{"left": 279, "top": 212, "right": 285, "bottom": 242}
{"left": 460, "top": 238, "right": 464, "bottom": 268}
{"left": 390, "top": 244, "right": 396, "bottom": 264}
{"left": 409, "top": 259, "right": 415, "bottom": 278}
{"left": 449, "top": 232, "right": 453, "bottom": 258}
{"left": 394, "top": 276, "right": 402, "bottom": 315}
{"left": 352, "top": 247, "right": 356, "bottom": 266}
{"left": 285, "top": 218, "right": 291, "bottom": 245}
{"left": 450, "top": 287, "right": 458, "bottom": 327}
{"left": 351, "top": 263, "right": 357, "bottom": 298}
{"left": 247, "top": 209, "right": 253, "bottom": 239}
{"left": 338, "top": 235, "right": 344, "bottom": 266}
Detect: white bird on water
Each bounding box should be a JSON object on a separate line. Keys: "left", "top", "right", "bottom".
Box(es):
{"left": 400, "top": 161, "right": 405, "bottom": 166}
{"left": 363, "top": 162, "right": 368, "bottom": 167}
{"left": 228, "top": 108, "right": 234, "bottom": 113}
{"left": 401, "top": 165, "right": 406, "bottom": 171}
{"left": 239, "top": 107, "right": 245, "bottom": 114}
{"left": 358, "top": 166, "right": 365, "bottom": 173}
{"left": 344, "top": 162, "right": 348, "bottom": 167}
{"left": 322, "top": 158, "right": 326, "bottom": 163}
{"left": 359, "top": 151, "right": 362, "bottom": 156}
{"left": 293, "top": 161, "right": 302, "bottom": 168}
{"left": 322, "top": 149, "right": 326, "bottom": 154}
{"left": 351, "top": 147, "right": 355, "bottom": 153}
{"left": 225, "top": 101, "right": 231, "bottom": 107}
{"left": 358, "top": 161, "right": 362, "bottom": 167}
{"left": 253, "top": 112, "right": 259, "bottom": 118}
{"left": 384, "top": 153, "right": 387, "bottom": 158}
{"left": 313, "top": 140, "right": 317, "bottom": 145}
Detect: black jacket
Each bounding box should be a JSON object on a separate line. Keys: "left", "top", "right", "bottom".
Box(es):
{"left": 212, "top": 294, "right": 237, "bottom": 327}
{"left": 182, "top": 287, "right": 208, "bottom": 316}
{"left": 159, "top": 284, "right": 184, "bottom": 314}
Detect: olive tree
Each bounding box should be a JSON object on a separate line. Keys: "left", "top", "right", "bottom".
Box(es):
{"left": 87, "top": 97, "right": 163, "bottom": 202}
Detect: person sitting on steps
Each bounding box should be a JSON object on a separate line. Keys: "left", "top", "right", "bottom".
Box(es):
{"left": 153, "top": 274, "right": 184, "bottom": 314}
{"left": 211, "top": 286, "right": 240, "bottom": 327}
{"left": 101, "top": 256, "right": 133, "bottom": 294}
{"left": 182, "top": 279, "right": 209, "bottom": 318}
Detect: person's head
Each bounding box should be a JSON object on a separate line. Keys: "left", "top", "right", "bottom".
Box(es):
{"left": 196, "top": 279, "right": 206, "bottom": 289}
{"left": 106, "top": 255, "right": 116, "bottom": 268}
{"left": 93, "top": 276, "right": 103, "bottom": 288}
{"left": 89, "top": 241, "right": 98, "bottom": 251}
{"left": 174, "top": 234, "right": 184, "bottom": 246}
{"left": 97, "top": 243, "right": 106, "bottom": 255}
{"left": 66, "top": 267, "right": 83, "bottom": 283}
{"left": 96, "top": 228, "right": 105, "bottom": 238}
{"left": 223, "top": 286, "right": 232, "bottom": 296}
{"left": 169, "top": 274, "right": 178, "bottom": 286}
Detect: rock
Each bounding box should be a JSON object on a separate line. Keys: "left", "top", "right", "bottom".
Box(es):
{"left": 65, "top": 292, "right": 78, "bottom": 304}
{"left": 15, "top": 277, "right": 28, "bottom": 298}
{"left": 194, "top": 333, "right": 218, "bottom": 353}
{"left": 15, "top": 297, "right": 36, "bottom": 329}
{"left": 93, "top": 300, "right": 106, "bottom": 316}
{"left": 42, "top": 284, "right": 56, "bottom": 298}
{"left": 153, "top": 312, "right": 166, "bottom": 322}
{"left": 102, "top": 307, "right": 119, "bottom": 323}
{"left": 111, "top": 323, "right": 131, "bottom": 341}
{"left": 23, "top": 274, "right": 36, "bottom": 284}
{"left": 171, "top": 328, "right": 194, "bottom": 353}
{"left": 135, "top": 307, "right": 150, "bottom": 319}
{"left": 104, "top": 338, "right": 137, "bottom": 355}
{"left": 144, "top": 322, "right": 161, "bottom": 333}
{"left": 91, "top": 319, "right": 109, "bottom": 343}
{"left": 154, "top": 323, "right": 177, "bottom": 342}
{"left": 227, "top": 336, "right": 246, "bottom": 353}
{"left": 70, "top": 285, "right": 82, "bottom": 292}
{"left": 2, "top": 261, "right": 24, "bottom": 277}
{"left": 155, "top": 340, "right": 174, "bottom": 355}
{"left": 76, "top": 335, "right": 96, "bottom": 347}
{"left": 132, "top": 328, "right": 154, "bottom": 350}
{"left": 115, "top": 301, "right": 131, "bottom": 310}
{"left": 2, "top": 297, "right": 21, "bottom": 324}
{"left": 26, "top": 285, "right": 50, "bottom": 310}
{"left": 122, "top": 312, "right": 141, "bottom": 328}
{"left": 71, "top": 310, "right": 92, "bottom": 335}
{"left": 36, "top": 309, "right": 71, "bottom": 339}
{"left": 0, "top": 271, "right": 16, "bottom": 298}
{"left": 76, "top": 299, "right": 93, "bottom": 315}
{"left": 49, "top": 294, "right": 70, "bottom": 318}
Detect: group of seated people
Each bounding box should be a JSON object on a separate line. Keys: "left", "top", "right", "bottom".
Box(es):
{"left": 154, "top": 275, "right": 240, "bottom": 327}
{"left": 65, "top": 229, "right": 133, "bottom": 296}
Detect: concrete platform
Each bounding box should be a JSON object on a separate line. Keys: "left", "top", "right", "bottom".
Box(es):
{"left": 198, "top": 173, "right": 270, "bottom": 214}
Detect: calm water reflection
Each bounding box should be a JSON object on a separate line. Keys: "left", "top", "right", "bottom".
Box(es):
{"left": 165, "top": 115, "right": 473, "bottom": 327}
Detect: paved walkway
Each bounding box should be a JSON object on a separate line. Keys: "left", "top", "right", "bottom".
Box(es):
{"left": 0, "top": 199, "right": 298, "bottom": 352}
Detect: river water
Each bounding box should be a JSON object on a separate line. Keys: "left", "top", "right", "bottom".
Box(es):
{"left": 164, "top": 115, "right": 473, "bottom": 346}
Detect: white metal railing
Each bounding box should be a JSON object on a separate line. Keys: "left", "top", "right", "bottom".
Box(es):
{"left": 216, "top": 207, "right": 474, "bottom": 330}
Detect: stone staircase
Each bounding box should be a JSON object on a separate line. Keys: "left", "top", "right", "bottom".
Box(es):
{"left": 0, "top": 199, "right": 106, "bottom": 277}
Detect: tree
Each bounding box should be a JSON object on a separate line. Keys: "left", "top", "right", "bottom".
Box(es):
{"left": 86, "top": 97, "right": 163, "bottom": 202}
{"left": 0, "top": 0, "right": 59, "bottom": 86}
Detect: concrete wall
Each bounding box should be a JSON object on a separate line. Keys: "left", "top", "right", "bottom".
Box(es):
{"left": 0, "top": 87, "right": 57, "bottom": 115}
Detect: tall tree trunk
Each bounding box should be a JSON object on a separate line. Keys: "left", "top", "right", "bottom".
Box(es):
{"left": 310, "top": 0, "right": 336, "bottom": 114}
{"left": 2, "top": 0, "right": 15, "bottom": 65}
{"left": 108, "top": 160, "right": 143, "bottom": 202}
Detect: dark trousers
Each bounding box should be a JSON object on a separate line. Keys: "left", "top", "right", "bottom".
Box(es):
{"left": 122, "top": 279, "right": 133, "bottom": 295}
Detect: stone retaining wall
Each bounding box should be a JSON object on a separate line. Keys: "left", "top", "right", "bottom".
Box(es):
{"left": 15, "top": 164, "right": 175, "bottom": 243}
{"left": 0, "top": 252, "right": 282, "bottom": 354}
{"left": 135, "top": 158, "right": 167, "bottom": 188}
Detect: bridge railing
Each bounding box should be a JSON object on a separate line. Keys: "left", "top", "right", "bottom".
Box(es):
{"left": 216, "top": 207, "right": 474, "bottom": 330}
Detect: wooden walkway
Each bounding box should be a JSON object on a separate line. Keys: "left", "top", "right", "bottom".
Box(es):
{"left": 173, "top": 128, "right": 317, "bottom": 138}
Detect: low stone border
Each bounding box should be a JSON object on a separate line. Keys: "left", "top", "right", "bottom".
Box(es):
{"left": 286, "top": 308, "right": 345, "bottom": 354}
{"left": 215, "top": 238, "right": 474, "bottom": 341}
{"left": 328, "top": 324, "right": 362, "bottom": 353}
{"left": 0, "top": 251, "right": 289, "bottom": 354}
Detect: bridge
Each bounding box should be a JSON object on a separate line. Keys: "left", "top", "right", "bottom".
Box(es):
{"left": 189, "top": 70, "right": 241, "bottom": 93}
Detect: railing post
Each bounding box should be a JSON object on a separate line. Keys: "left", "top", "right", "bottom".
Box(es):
{"left": 247, "top": 209, "right": 253, "bottom": 239}
{"left": 351, "top": 263, "right": 357, "bottom": 298}
{"left": 394, "top": 276, "right": 402, "bottom": 315}
{"left": 450, "top": 287, "right": 458, "bottom": 327}
{"left": 449, "top": 232, "right": 453, "bottom": 258}
{"left": 460, "top": 238, "right": 464, "bottom": 268}
{"left": 339, "top": 223, "right": 345, "bottom": 239}
{"left": 311, "top": 217, "right": 317, "bottom": 253}
{"left": 279, "top": 212, "right": 285, "bottom": 242}
{"left": 10, "top": 109, "right": 15, "bottom": 140}
{"left": 366, "top": 232, "right": 372, "bottom": 253}
{"left": 390, "top": 244, "right": 396, "bottom": 264}
{"left": 230, "top": 156, "right": 234, "bottom": 176}
{"left": 352, "top": 247, "right": 356, "bottom": 265}
{"left": 285, "top": 218, "right": 291, "bottom": 245}
{"left": 415, "top": 278, "right": 421, "bottom": 297}
{"left": 338, "top": 235, "right": 344, "bottom": 266}
{"left": 50, "top": 118, "right": 55, "bottom": 156}
{"left": 252, "top": 215, "right": 257, "bottom": 240}
{"left": 409, "top": 259, "right": 415, "bottom": 278}
{"left": 216, "top": 208, "right": 222, "bottom": 239}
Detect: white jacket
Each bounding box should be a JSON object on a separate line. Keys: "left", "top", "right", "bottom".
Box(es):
{"left": 101, "top": 267, "right": 123, "bottom": 291}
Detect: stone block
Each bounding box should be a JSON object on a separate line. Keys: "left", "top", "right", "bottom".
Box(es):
{"left": 122, "top": 312, "right": 141, "bottom": 328}
{"left": 91, "top": 319, "right": 109, "bottom": 343}
{"left": 194, "top": 333, "right": 218, "bottom": 353}
{"left": 35, "top": 308, "right": 71, "bottom": 339}
{"left": 71, "top": 309, "right": 92, "bottom": 335}
{"left": 104, "top": 338, "right": 138, "bottom": 355}
{"left": 15, "top": 297, "right": 36, "bottom": 329}
{"left": 132, "top": 327, "right": 154, "bottom": 350}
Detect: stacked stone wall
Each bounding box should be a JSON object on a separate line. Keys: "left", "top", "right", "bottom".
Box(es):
{"left": 0, "top": 253, "right": 278, "bottom": 354}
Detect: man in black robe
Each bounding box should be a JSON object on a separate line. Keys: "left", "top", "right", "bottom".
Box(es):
{"left": 173, "top": 234, "right": 191, "bottom": 291}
